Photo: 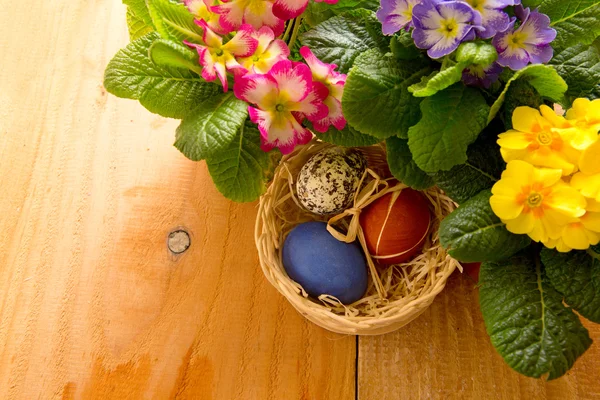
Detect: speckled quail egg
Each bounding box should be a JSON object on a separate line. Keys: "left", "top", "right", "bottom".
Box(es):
{"left": 296, "top": 148, "right": 367, "bottom": 215}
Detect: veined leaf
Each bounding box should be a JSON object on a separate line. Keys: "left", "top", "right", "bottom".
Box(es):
{"left": 541, "top": 248, "right": 600, "bottom": 323}
{"left": 206, "top": 124, "right": 276, "bottom": 202}
{"left": 147, "top": 0, "right": 204, "bottom": 43}
{"left": 149, "top": 39, "right": 201, "bottom": 74}
{"left": 390, "top": 30, "right": 423, "bottom": 61}
{"left": 408, "top": 65, "right": 466, "bottom": 97}
{"left": 432, "top": 122, "right": 506, "bottom": 203}
{"left": 124, "top": 0, "right": 154, "bottom": 27}
{"left": 175, "top": 93, "right": 248, "bottom": 161}
{"left": 342, "top": 49, "right": 433, "bottom": 139}
{"left": 534, "top": 0, "right": 600, "bottom": 52}
{"left": 480, "top": 253, "right": 592, "bottom": 380}
{"left": 439, "top": 190, "right": 531, "bottom": 262}
{"left": 408, "top": 84, "right": 489, "bottom": 173}
{"left": 127, "top": 8, "right": 155, "bottom": 41}
{"left": 317, "top": 124, "right": 381, "bottom": 147}
{"left": 386, "top": 137, "right": 434, "bottom": 190}
{"left": 455, "top": 41, "right": 498, "bottom": 66}
{"left": 299, "top": 10, "right": 390, "bottom": 73}
{"left": 104, "top": 33, "right": 220, "bottom": 119}
{"left": 550, "top": 39, "right": 600, "bottom": 104}
{"left": 487, "top": 64, "right": 567, "bottom": 124}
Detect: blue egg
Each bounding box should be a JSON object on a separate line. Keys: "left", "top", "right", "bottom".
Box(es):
{"left": 282, "top": 221, "right": 368, "bottom": 304}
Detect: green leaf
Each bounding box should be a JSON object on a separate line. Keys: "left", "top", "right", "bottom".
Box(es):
{"left": 147, "top": 0, "right": 204, "bottom": 43}
{"left": 175, "top": 93, "right": 248, "bottom": 161}
{"left": 206, "top": 124, "right": 275, "bottom": 202}
{"left": 299, "top": 10, "right": 390, "bottom": 73}
{"left": 149, "top": 39, "right": 201, "bottom": 73}
{"left": 432, "top": 122, "right": 506, "bottom": 203}
{"left": 550, "top": 40, "right": 600, "bottom": 104}
{"left": 390, "top": 31, "right": 423, "bottom": 61}
{"left": 127, "top": 8, "right": 155, "bottom": 41}
{"left": 541, "top": 248, "right": 600, "bottom": 323}
{"left": 439, "top": 190, "right": 531, "bottom": 262}
{"left": 535, "top": 0, "right": 600, "bottom": 52}
{"left": 408, "top": 43, "right": 498, "bottom": 97}
{"left": 303, "top": 0, "right": 379, "bottom": 27}
{"left": 407, "top": 84, "right": 489, "bottom": 173}
{"left": 104, "top": 33, "right": 221, "bottom": 119}
{"left": 487, "top": 64, "right": 568, "bottom": 124}
{"left": 386, "top": 137, "right": 434, "bottom": 190}
{"left": 408, "top": 65, "right": 465, "bottom": 97}
{"left": 124, "top": 0, "right": 154, "bottom": 27}
{"left": 479, "top": 253, "right": 592, "bottom": 380}
{"left": 455, "top": 41, "right": 498, "bottom": 65}
{"left": 317, "top": 124, "right": 381, "bottom": 147}
{"left": 343, "top": 49, "right": 433, "bottom": 139}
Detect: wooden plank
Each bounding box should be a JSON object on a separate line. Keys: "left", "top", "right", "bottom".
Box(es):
{"left": 0, "top": 1, "right": 355, "bottom": 399}
{"left": 358, "top": 272, "right": 600, "bottom": 400}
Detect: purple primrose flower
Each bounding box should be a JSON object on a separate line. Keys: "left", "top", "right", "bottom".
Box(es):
{"left": 492, "top": 5, "right": 556, "bottom": 70}
{"left": 459, "top": 0, "right": 521, "bottom": 39}
{"left": 376, "top": 0, "right": 421, "bottom": 35}
{"left": 412, "top": 0, "right": 484, "bottom": 59}
{"left": 462, "top": 61, "right": 503, "bottom": 88}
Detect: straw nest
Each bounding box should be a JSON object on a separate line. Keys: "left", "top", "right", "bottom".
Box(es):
{"left": 255, "top": 139, "right": 461, "bottom": 335}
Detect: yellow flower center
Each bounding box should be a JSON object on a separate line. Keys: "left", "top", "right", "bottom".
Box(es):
{"left": 536, "top": 132, "right": 553, "bottom": 145}
{"left": 516, "top": 184, "right": 551, "bottom": 218}
{"left": 403, "top": 4, "right": 415, "bottom": 19}
{"left": 527, "top": 192, "right": 543, "bottom": 208}
{"left": 275, "top": 104, "right": 285, "bottom": 112}
{"left": 508, "top": 32, "right": 527, "bottom": 49}
{"left": 466, "top": 0, "right": 485, "bottom": 12}
{"left": 440, "top": 19, "right": 459, "bottom": 38}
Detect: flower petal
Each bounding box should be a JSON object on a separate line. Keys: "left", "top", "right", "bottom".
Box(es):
{"left": 511, "top": 106, "right": 542, "bottom": 133}
{"left": 272, "top": 0, "right": 309, "bottom": 20}
{"left": 580, "top": 139, "right": 600, "bottom": 175}
{"left": 490, "top": 194, "right": 524, "bottom": 220}
{"left": 269, "top": 60, "right": 312, "bottom": 103}
{"left": 222, "top": 24, "right": 258, "bottom": 57}
{"left": 197, "top": 19, "right": 223, "bottom": 47}
{"left": 545, "top": 185, "right": 587, "bottom": 218}
{"left": 505, "top": 212, "right": 535, "bottom": 235}
{"left": 477, "top": 7, "right": 510, "bottom": 39}
{"left": 501, "top": 159, "right": 535, "bottom": 186}
{"left": 571, "top": 172, "right": 600, "bottom": 202}
{"left": 497, "top": 130, "right": 532, "bottom": 149}
{"left": 234, "top": 73, "right": 279, "bottom": 108}
{"left": 533, "top": 167, "right": 563, "bottom": 188}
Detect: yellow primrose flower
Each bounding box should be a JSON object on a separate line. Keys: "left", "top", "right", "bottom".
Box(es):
{"left": 566, "top": 98, "right": 600, "bottom": 131}
{"left": 578, "top": 138, "right": 600, "bottom": 175}
{"left": 544, "top": 212, "right": 600, "bottom": 252}
{"left": 490, "top": 160, "right": 587, "bottom": 243}
{"left": 562, "top": 99, "right": 600, "bottom": 170}
{"left": 497, "top": 106, "right": 580, "bottom": 175}
{"left": 587, "top": 198, "right": 600, "bottom": 212}
{"left": 571, "top": 172, "right": 600, "bottom": 202}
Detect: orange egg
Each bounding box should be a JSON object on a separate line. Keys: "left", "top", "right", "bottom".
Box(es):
{"left": 360, "top": 189, "right": 431, "bottom": 265}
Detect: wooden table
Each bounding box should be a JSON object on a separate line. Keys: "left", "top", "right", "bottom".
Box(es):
{"left": 1, "top": 1, "right": 599, "bottom": 399}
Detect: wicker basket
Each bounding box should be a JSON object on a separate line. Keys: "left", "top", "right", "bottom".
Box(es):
{"left": 255, "top": 139, "right": 460, "bottom": 335}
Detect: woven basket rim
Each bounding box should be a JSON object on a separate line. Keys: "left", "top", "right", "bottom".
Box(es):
{"left": 254, "top": 139, "right": 460, "bottom": 335}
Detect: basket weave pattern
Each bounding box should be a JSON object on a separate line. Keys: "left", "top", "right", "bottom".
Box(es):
{"left": 255, "top": 140, "right": 460, "bottom": 335}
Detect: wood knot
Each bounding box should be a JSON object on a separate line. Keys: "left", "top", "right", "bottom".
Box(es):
{"left": 168, "top": 230, "right": 191, "bottom": 254}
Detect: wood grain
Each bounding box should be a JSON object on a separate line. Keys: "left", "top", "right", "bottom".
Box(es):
{"left": 358, "top": 272, "right": 600, "bottom": 400}
{"left": 0, "top": 1, "right": 355, "bottom": 399}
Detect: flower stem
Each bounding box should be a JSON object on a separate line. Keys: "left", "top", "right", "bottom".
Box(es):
{"left": 282, "top": 18, "right": 296, "bottom": 43}
{"left": 288, "top": 16, "right": 304, "bottom": 51}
